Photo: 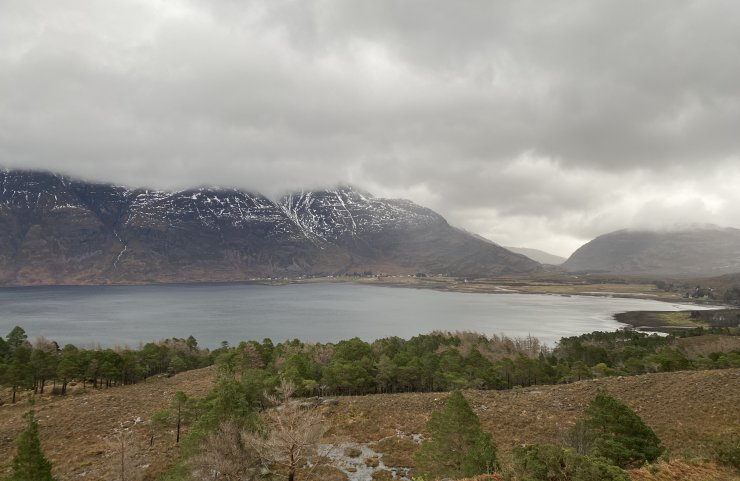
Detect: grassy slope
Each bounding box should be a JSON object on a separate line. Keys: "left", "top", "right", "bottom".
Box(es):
{"left": 326, "top": 369, "right": 740, "bottom": 480}
{"left": 0, "top": 367, "right": 738, "bottom": 480}
{"left": 326, "top": 369, "right": 740, "bottom": 455}
{"left": 0, "top": 367, "right": 215, "bottom": 481}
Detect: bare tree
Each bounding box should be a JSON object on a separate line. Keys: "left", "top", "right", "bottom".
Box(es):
{"left": 172, "top": 391, "right": 188, "bottom": 444}
{"left": 190, "top": 421, "right": 261, "bottom": 480}
{"left": 105, "top": 418, "right": 144, "bottom": 481}
{"left": 245, "top": 379, "right": 330, "bottom": 481}
{"left": 563, "top": 419, "right": 596, "bottom": 455}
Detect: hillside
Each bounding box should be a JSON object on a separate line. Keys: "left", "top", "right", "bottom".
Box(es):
{"left": 1, "top": 368, "right": 737, "bottom": 480}
{"left": 504, "top": 246, "right": 567, "bottom": 265}
{"left": 0, "top": 169, "right": 540, "bottom": 285}
{"left": 0, "top": 367, "right": 216, "bottom": 480}
{"left": 327, "top": 369, "right": 740, "bottom": 457}
{"left": 563, "top": 226, "right": 740, "bottom": 276}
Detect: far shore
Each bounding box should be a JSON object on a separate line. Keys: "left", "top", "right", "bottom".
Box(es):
{"left": 0, "top": 272, "right": 726, "bottom": 305}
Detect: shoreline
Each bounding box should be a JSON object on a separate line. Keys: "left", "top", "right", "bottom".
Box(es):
{"left": 1, "top": 273, "right": 727, "bottom": 307}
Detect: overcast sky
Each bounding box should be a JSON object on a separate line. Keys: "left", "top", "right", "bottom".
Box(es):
{"left": 2, "top": 0, "right": 739, "bottom": 257}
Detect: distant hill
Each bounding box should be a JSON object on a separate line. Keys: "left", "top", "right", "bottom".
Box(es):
{"left": 504, "top": 246, "right": 566, "bottom": 265}
{"left": 0, "top": 169, "right": 541, "bottom": 285}
{"left": 563, "top": 226, "right": 740, "bottom": 276}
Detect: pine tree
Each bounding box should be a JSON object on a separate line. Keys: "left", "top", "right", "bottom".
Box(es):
{"left": 414, "top": 390, "right": 498, "bottom": 479}
{"left": 7, "top": 402, "right": 55, "bottom": 481}
{"left": 584, "top": 392, "right": 664, "bottom": 468}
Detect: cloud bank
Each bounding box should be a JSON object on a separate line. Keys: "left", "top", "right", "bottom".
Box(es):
{"left": 1, "top": 0, "right": 739, "bottom": 256}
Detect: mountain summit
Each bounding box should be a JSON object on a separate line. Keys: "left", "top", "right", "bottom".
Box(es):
{"left": 0, "top": 169, "right": 540, "bottom": 285}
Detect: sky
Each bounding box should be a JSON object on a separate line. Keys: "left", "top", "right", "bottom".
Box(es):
{"left": 1, "top": 0, "right": 739, "bottom": 257}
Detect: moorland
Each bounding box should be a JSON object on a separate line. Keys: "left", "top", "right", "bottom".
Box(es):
{"left": 1, "top": 321, "right": 739, "bottom": 481}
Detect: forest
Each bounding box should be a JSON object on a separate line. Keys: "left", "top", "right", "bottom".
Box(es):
{"left": 1, "top": 325, "right": 739, "bottom": 403}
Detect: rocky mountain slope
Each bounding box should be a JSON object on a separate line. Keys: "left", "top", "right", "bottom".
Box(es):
{"left": 504, "top": 246, "right": 566, "bottom": 265}
{"left": 563, "top": 226, "right": 740, "bottom": 276}
{"left": 0, "top": 169, "right": 540, "bottom": 285}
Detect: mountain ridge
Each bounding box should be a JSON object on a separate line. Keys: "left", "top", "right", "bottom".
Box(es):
{"left": 0, "top": 169, "right": 541, "bottom": 285}
{"left": 563, "top": 226, "right": 740, "bottom": 276}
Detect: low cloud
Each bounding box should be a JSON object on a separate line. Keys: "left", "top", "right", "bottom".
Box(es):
{"left": 1, "top": 0, "right": 739, "bottom": 257}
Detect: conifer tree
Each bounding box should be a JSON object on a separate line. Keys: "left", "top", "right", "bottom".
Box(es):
{"left": 7, "top": 401, "right": 55, "bottom": 481}
{"left": 585, "top": 392, "right": 664, "bottom": 468}
{"left": 414, "top": 390, "right": 498, "bottom": 479}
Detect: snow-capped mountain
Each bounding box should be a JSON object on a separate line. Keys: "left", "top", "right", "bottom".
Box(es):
{"left": 280, "top": 186, "right": 442, "bottom": 244}
{"left": 0, "top": 169, "right": 540, "bottom": 285}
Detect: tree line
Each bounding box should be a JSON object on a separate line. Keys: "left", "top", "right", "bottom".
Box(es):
{"left": 2, "top": 325, "right": 738, "bottom": 404}
{"left": 209, "top": 327, "right": 740, "bottom": 397}
{"left": 0, "top": 326, "right": 211, "bottom": 403}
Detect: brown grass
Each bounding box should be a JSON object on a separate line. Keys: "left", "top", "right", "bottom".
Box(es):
{"left": 676, "top": 335, "right": 740, "bottom": 357}
{"left": 456, "top": 476, "right": 504, "bottom": 481}
{"left": 297, "top": 464, "right": 348, "bottom": 481}
{"left": 629, "top": 460, "right": 740, "bottom": 481}
{"left": 1, "top": 366, "right": 738, "bottom": 480}
{"left": 369, "top": 436, "right": 418, "bottom": 468}
{"left": 457, "top": 462, "right": 739, "bottom": 481}
{"left": 371, "top": 469, "right": 395, "bottom": 481}
{"left": 299, "top": 275, "right": 685, "bottom": 301}
{"left": 0, "top": 367, "right": 216, "bottom": 481}
{"left": 325, "top": 369, "right": 740, "bottom": 460}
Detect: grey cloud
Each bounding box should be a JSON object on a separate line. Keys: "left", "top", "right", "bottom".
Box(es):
{"left": 1, "top": 0, "right": 739, "bottom": 257}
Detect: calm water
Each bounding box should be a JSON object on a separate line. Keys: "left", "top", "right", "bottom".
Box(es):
{"left": 0, "top": 283, "right": 704, "bottom": 348}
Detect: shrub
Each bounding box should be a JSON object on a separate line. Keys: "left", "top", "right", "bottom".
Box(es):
{"left": 344, "top": 447, "right": 362, "bottom": 458}
{"left": 712, "top": 433, "right": 740, "bottom": 470}
{"left": 512, "top": 443, "right": 629, "bottom": 481}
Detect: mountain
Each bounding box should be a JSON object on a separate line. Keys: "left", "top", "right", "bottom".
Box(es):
{"left": 563, "top": 226, "right": 740, "bottom": 276}
{"left": 504, "top": 246, "right": 566, "bottom": 265}
{"left": 0, "top": 169, "right": 540, "bottom": 285}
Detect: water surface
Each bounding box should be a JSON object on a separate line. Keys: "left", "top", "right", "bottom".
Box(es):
{"left": 0, "top": 283, "right": 704, "bottom": 348}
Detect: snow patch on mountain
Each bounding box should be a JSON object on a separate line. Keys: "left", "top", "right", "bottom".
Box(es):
{"left": 278, "top": 186, "right": 442, "bottom": 243}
